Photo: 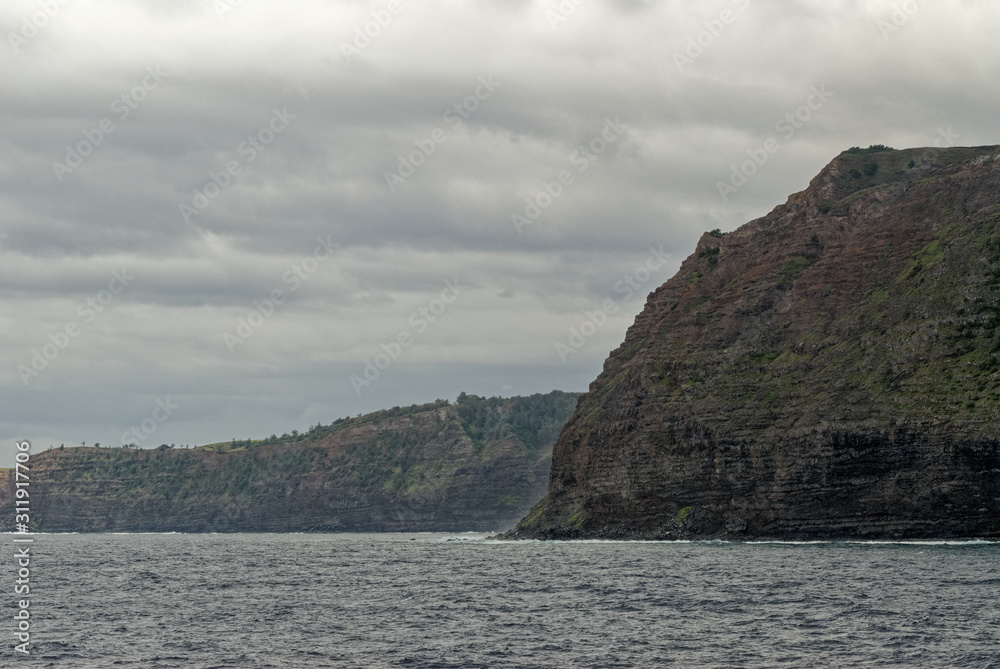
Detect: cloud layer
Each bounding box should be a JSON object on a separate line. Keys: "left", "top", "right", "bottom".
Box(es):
{"left": 3, "top": 0, "right": 999, "bottom": 462}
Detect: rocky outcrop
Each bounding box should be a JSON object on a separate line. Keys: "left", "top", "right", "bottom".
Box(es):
{"left": 0, "top": 391, "right": 579, "bottom": 532}
{"left": 507, "top": 145, "right": 1000, "bottom": 540}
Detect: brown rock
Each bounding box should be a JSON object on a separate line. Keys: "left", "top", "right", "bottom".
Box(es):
{"left": 507, "top": 145, "right": 1000, "bottom": 540}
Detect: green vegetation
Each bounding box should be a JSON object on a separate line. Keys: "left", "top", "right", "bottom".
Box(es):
{"left": 520, "top": 498, "right": 548, "bottom": 528}
{"left": 698, "top": 246, "right": 720, "bottom": 267}
{"left": 778, "top": 255, "right": 811, "bottom": 286}
{"left": 455, "top": 391, "right": 580, "bottom": 451}
{"left": 830, "top": 147, "right": 996, "bottom": 215}
{"left": 725, "top": 200, "right": 1000, "bottom": 423}
{"left": 27, "top": 391, "right": 581, "bottom": 530}
{"left": 844, "top": 144, "right": 894, "bottom": 155}
{"left": 747, "top": 351, "right": 781, "bottom": 365}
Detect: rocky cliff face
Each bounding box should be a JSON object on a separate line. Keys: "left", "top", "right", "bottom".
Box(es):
{"left": 0, "top": 391, "right": 579, "bottom": 532}
{"left": 507, "top": 145, "right": 1000, "bottom": 540}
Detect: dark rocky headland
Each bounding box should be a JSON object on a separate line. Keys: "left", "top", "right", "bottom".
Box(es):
{"left": 506, "top": 145, "right": 1000, "bottom": 541}
{"left": 0, "top": 391, "right": 578, "bottom": 532}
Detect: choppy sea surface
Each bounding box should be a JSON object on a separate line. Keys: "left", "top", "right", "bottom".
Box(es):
{"left": 2, "top": 533, "right": 998, "bottom": 668}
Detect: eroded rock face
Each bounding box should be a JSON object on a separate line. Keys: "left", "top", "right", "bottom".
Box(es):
{"left": 0, "top": 392, "right": 579, "bottom": 533}
{"left": 508, "top": 146, "right": 1000, "bottom": 540}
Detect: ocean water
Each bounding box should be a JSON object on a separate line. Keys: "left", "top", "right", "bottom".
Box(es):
{"left": 2, "top": 533, "right": 998, "bottom": 668}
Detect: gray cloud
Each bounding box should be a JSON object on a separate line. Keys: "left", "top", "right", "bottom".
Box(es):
{"left": 2, "top": 0, "right": 998, "bottom": 463}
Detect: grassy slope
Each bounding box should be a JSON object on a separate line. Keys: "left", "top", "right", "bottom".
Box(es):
{"left": 7, "top": 391, "right": 581, "bottom": 531}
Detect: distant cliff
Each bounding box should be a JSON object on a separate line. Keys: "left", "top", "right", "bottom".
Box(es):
{"left": 0, "top": 391, "right": 579, "bottom": 532}
{"left": 507, "top": 145, "right": 1000, "bottom": 541}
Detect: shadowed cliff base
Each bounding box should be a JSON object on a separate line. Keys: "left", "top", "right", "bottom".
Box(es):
{"left": 505, "top": 145, "right": 1000, "bottom": 541}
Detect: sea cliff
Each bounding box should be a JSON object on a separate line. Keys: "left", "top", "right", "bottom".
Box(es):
{"left": 507, "top": 145, "right": 1000, "bottom": 540}
{"left": 1, "top": 391, "right": 579, "bottom": 532}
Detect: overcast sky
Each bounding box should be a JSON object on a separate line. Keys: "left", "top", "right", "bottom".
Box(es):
{"left": 2, "top": 0, "right": 998, "bottom": 464}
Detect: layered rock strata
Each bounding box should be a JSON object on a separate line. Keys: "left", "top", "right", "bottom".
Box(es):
{"left": 508, "top": 146, "right": 1000, "bottom": 540}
